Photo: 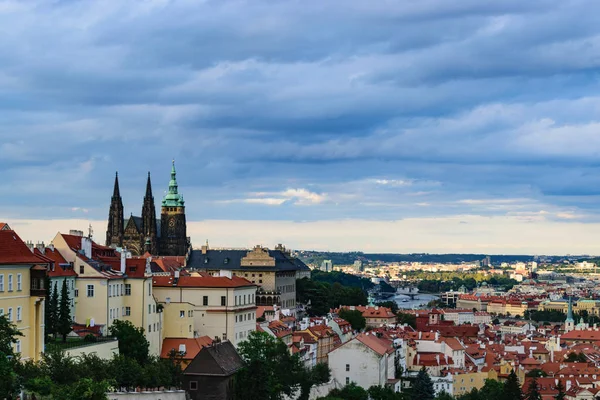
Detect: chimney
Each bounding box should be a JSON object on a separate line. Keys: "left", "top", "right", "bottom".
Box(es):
{"left": 36, "top": 241, "right": 45, "bottom": 253}
{"left": 26, "top": 241, "right": 34, "bottom": 253}
{"left": 81, "top": 236, "right": 92, "bottom": 258}
{"left": 201, "top": 240, "right": 209, "bottom": 255}
{"left": 120, "top": 251, "right": 126, "bottom": 274}
{"left": 48, "top": 243, "right": 54, "bottom": 251}
{"left": 219, "top": 270, "right": 232, "bottom": 279}
{"left": 419, "top": 331, "right": 422, "bottom": 340}
{"left": 435, "top": 332, "right": 439, "bottom": 341}
{"left": 436, "top": 354, "right": 440, "bottom": 364}
{"left": 179, "top": 344, "right": 186, "bottom": 353}
{"left": 417, "top": 354, "right": 420, "bottom": 365}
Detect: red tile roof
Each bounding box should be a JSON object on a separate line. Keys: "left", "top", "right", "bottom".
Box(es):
{"left": 153, "top": 274, "right": 255, "bottom": 288}
{"left": 355, "top": 333, "right": 395, "bottom": 356}
{"left": 160, "top": 336, "right": 214, "bottom": 360}
{"left": 0, "top": 230, "right": 47, "bottom": 264}
{"left": 36, "top": 247, "right": 78, "bottom": 277}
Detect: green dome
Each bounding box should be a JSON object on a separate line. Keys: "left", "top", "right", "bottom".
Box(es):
{"left": 162, "top": 160, "right": 185, "bottom": 207}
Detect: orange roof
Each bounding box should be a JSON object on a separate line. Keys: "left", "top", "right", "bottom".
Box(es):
{"left": 561, "top": 330, "right": 600, "bottom": 341}
{"left": 0, "top": 230, "right": 47, "bottom": 265}
{"left": 355, "top": 333, "right": 394, "bottom": 356}
{"left": 153, "top": 274, "right": 255, "bottom": 288}
{"left": 36, "top": 247, "right": 77, "bottom": 277}
{"left": 160, "top": 336, "right": 214, "bottom": 360}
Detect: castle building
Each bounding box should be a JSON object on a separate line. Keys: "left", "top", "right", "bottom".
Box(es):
{"left": 106, "top": 161, "right": 189, "bottom": 256}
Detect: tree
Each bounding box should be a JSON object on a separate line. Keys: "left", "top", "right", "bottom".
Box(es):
{"left": 555, "top": 380, "right": 566, "bottom": 400}
{"left": 368, "top": 385, "right": 403, "bottom": 400}
{"left": 48, "top": 281, "right": 59, "bottom": 338}
{"left": 57, "top": 279, "right": 73, "bottom": 342}
{"left": 397, "top": 312, "right": 417, "bottom": 328}
{"left": 492, "top": 318, "right": 500, "bottom": 325}
{"left": 525, "top": 377, "right": 541, "bottom": 400}
{"left": 435, "top": 392, "right": 453, "bottom": 400}
{"left": 44, "top": 275, "right": 53, "bottom": 342}
{"left": 109, "top": 319, "right": 150, "bottom": 364}
{"left": 526, "top": 369, "right": 547, "bottom": 378}
{"left": 504, "top": 370, "right": 523, "bottom": 400}
{"left": 339, "top": 309, "right": 366, "bottom": 331}
{"left": 0, "top": 315, "right": 23, "bottom": 399}
{"left": 479, "top": 379, "right": 504, "bottom": 400}
{"left": 376, "top": 300, "right": 399, "bottom": 314}
{"left": 326, "top": 383, "right": 368, "bottom": 400}
{"left": 565, "top": 352, "right": 587, "bottom": 362}
{"left": 234, "top": 331, "right": 305, "bottom": 400}
{"left": 411, "top": 367, "right": 435, "bottom": 400}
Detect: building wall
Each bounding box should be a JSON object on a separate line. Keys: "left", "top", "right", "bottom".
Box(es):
{"left": 65, "top": 339, "right": 119, "bottom": 360}
{"left": 452, "top": 371, "right": 488, "bottom": 396}
{"left": 328, "top": 340, "right": 389, "bottom": 388}
{"left": 107, "top": 391, "right": 187, "bottom": 400}
{"left": 153, "top": 285, "right": 256, "bottom": 346}
{"left": 123, "top": 277, "right": 161, "bottom": 356}
{"left": 162, "top": 302, "right": 195, "bottom": 338}
{"left": 0, "top": 265, "right": 45, "bottom": 361}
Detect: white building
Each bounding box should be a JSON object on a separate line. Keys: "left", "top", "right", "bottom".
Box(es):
{"left": 328, "top": 333, "right": 396, "bottom": 390}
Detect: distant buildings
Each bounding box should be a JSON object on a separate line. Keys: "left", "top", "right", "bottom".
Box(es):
{"left": 321, "top": 260, "right": 333, "bottom": 272}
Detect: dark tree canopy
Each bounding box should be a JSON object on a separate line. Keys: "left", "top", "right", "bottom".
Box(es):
{"left": 339, "top": 309, "right": 366, "bottom": 331}
{"left": 109, "top": 319, "right": 150, "bottom": 364}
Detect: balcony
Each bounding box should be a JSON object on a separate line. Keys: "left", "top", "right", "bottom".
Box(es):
{"left": 30, "top": 266, "right": 46, "bottom": 297}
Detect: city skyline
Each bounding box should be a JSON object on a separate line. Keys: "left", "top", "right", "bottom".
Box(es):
{"left": 2, "top": 1, "right": 600, "bottom": 253}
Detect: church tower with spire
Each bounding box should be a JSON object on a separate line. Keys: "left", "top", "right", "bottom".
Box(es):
{"left": 141, "top": 172, "right": 158, "bottom": 254}
{"left": 565, "top": 296, "right": 575, "bottom": 333}
{"left": 160, "top": 161, "right": 188, "bottom": 256}
{"left": 106, "top": 172, "right": 124, "bottom": 247}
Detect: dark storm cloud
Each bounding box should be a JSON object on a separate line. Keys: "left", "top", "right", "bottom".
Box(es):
{"left": 1, "top": 0, "right": 600, "bottom": 223}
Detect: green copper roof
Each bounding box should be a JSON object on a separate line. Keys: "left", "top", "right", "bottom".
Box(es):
{"left": 566, "top": 297, "right": 574, "bottom": 322}
{"left": 162, "top": 160, "right": 185, "bottom": 207}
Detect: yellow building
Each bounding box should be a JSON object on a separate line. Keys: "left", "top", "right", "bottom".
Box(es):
{"left": 51, "top": 232, "right": 162, "bottom": 355}
{"left": 152, "top": 272, "right": 256, "bottom": 347}
{"left": 0, "top": 227, "right": 47, "bottom": 361}
{"left": 452, "top": 371, "right": 489, "bottom": 396}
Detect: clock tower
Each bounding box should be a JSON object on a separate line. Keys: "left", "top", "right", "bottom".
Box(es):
{"left": 160, "top": 160, "right": 188, "bottom": 256}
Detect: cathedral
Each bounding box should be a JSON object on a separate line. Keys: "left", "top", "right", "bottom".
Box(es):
{"left": 105, "top": 161, "right": 189, "bottom": 256}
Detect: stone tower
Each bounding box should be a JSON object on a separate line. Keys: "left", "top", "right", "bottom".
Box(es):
{"left": 106, "top": 172, "right": 124, "bottom": 247}
{"left": 141, "top": 172, "right": 158, "bottom": 254}
{"left": 160, "top": 161, "right": 188, "bottom": 256}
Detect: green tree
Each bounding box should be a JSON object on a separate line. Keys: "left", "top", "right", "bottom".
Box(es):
{"left": 112, "top": 354, "right": 144, "bottom": 390}
{"left": 57, "top": 279, "right": 73, "bottom": 342}
{"left": 524, "top": 377, "right": 541, "bottom": 400}
{"left": 43, "top": 275, "right": 53, "bottom": 342}
{"left": 565, "top": 352, "right": 587, "bottom": 362}
{"left": 555, "top": 380, "right": 566, "bottom": 400}
{"left": 234, "top": 331, "right": 305, "bottom": 400}
{"left": 339, "top": 309, "right": 366, "bottom": 331}
{"left": 479, "top": 379, "right": 504, "bottom": 400}
{"left": 397, "top": 312, "right": 417, "bottom": 329}
{"left": 48, "top": 281, "right": 59, "bottom": 338}
{"left": 368, "top": 385, "right": 402, "bottom": 400}
{"left": 109, "top": 319, "right": 150, "bottom": 364}
{"left": 435, "top": 392, "right": 454, "bottom": 400}
{"left": 0, "top": 315, "right": 24, "bottom": 399}
{"left": 376, "top": 300, "right": 399, "bottom": 314}
{"left": 411, "top": 367, "right": 435, "bottom": 400}
{"left": 326, "top": 383, "right": 368, "bottom": 400}
{"left": 526, "top": 369, "right": 547, "bottom": 378}
{"left": 504, "top": 370, "right": 523, "bottom": 400}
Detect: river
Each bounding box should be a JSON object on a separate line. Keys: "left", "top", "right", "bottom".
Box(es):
{"left": 394, "top": 293, "right": 439, "bottom": 310}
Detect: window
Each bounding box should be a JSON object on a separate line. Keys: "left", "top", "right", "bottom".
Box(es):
{"left": 7, "top": 308, "right": 13, "bottom": 321}
{"left": 252, "top": 294, "right": 255, "bottom": 303}
{"left": 149, "top": 305, "right": 152, "bottom": 314}
{"left": 221, "top": 296, "right": 226, "bottom": 306}
{"left": 125, "top": 307, "right": 131, "bottom": 316}
{"left": 74, "top": 288, "right": 79, "bottom": 297}
{"left": 80, "top": 265, "right": 84, "bottom": 274}
{"left": 16, "top": 274, "right": 22, "bottom": 291}
{"left": 148, "top": 324, "right": 151, "bottom": 332}
{"left": 87, "top": 284, "right": 94, "bottom": 297}
{"left": 16, "top": 307, "right": 22, "bottom": 321}
{"left": 259, "top": 279, "right": 263, "bottom": 284}
{"left": 189, "top": 381, "right": 198, "bottom": 391}
{"left": 180, "top": 310, "right": 185, "bottom": 318}
{"left": 109, "top": 309, "right": 113, "bottom": 320}
{"left": 243, "top": 294, "right": 246, "bottom": 304}
{"left": 148, "top": 282, "right": 151, "bottom": 295}
{"left": 203, "top": 296, "right": 208, "bottom": 306}
{"left": 125, "top": 284, "right": 131, "bottom": 295}
{"left": 346, "top": 377, "right": 350, "bottom": 385}
{"left": 189, "top": 325, "right": 192, "bottom": 332}
{"left": 346, "top": 364, "right": 350, "bottom": 371}
{"left": 15, "top": 340, "right": 21, "bottom": 354}
{"left": 0, "top": 274, "right": 3, "bottom": 291}
{"left": 235, "top": 316, "right": 238, "bottom": 323}
{"left": 8, "top": 274, "right": 13, "bottom": 291}
{"left": 0, "top": 309, "right": 3, "bottom": 316}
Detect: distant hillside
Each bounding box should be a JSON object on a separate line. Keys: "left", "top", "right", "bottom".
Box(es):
{"left": 297, "top": 251, "right": 562, "bottom": 266}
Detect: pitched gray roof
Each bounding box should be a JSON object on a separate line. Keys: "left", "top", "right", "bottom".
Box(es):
{"left": 187, "top": 249, "right": 310, "bottom": 272}
{"left": 184, "top": 341, "right": 244, "bottom": 376}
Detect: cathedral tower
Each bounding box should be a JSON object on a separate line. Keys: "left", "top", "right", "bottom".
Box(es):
{"left": 141, "top": 172, "right": 158, "bottom": 254}
{"left": 106, "top": 172, "right": 124, "bottom": 247}
{"left": 160, "top": 161, "right": 188, "bottom": 256}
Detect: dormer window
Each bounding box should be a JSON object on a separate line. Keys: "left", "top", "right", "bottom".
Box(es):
{"left": 204, "top": 258, "right": 209, "bottom": 264}
{"left": 224, "top": 258, "right": 229, "bottom": 264}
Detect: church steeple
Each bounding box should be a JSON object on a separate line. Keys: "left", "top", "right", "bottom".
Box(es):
{"left": 141, "top": 171, "right": 158, "bottom": 255}
{"left": 565, "top": 296, "right": 575, "bottom": 333}
{"left": 160, "top": 160, "right": 188, "bottom": 256}
{"left": 106, "top": 171, "right": 124, "bottom": 247}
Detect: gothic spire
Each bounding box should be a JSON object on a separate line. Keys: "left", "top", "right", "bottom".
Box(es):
{"left": 113, "top": 171, "right": 121, "bottom": 198}
{"left": 145, "top": 171, "right": 153, "bottom": 199}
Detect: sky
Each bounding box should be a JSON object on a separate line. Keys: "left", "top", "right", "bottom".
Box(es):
{"left": 2, "top": 0, "right": 600, "bottom": 254}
